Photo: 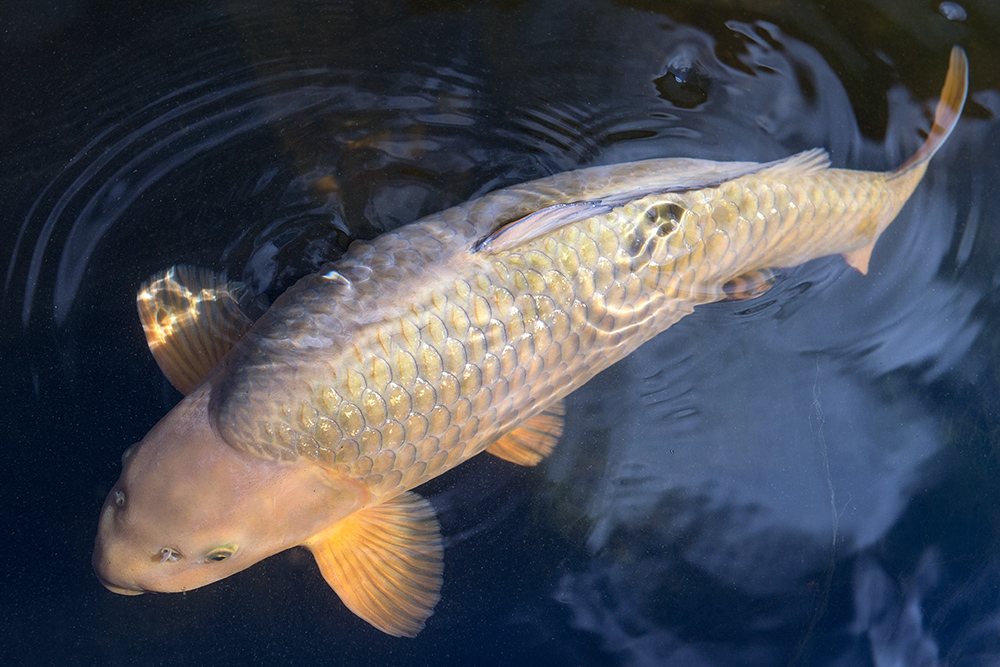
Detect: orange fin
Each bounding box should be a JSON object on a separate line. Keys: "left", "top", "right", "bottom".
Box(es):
{"left": 722, "top": 268, "right": 776, "bottom": 301}
{"left": 136, "top": 265, "right": 254, "bottom": 395}
{"left": 486, "top": 400, "right": 565, "bottom": 466}
{"left": 893, "top": 46, "right": 968, "bottom": 177}
{"left": 842, "top": 243, "right": 875, "bottom": 275}
{"left": 305, "top": 491, "right": 443, "bottom": 638}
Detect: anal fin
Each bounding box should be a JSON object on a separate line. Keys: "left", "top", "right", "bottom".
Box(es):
{"left": 722, "top": 268, "right": 776, "bottom": 301}
{"left": 305, "top": 491, "right": 443, "bottom": 638}
{"left": 842, "top": 243, "right": 875, "bottom": 275}
{"left": 486, "top": 400, "right": 565, "bottom": 466}
{"left": 137, "top": 265, "right": 254, "bottom": 395}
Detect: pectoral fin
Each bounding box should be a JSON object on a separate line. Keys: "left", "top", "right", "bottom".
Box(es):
{"left": 486, "top": 400, "right": 565, "bottom": 466}
{"left": 136, "top": 265, "right": 254, "bottom": 395}
{"left": 306, "top": 491, "right": 444, "bottom": 637}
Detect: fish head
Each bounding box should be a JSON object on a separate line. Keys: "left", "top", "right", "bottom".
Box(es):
{"left": 93, "top": 384, "right": 370, "bottom": 596}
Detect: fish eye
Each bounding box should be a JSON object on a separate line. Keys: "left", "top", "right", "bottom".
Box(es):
{"left": 205, "top": 545, "right": 238, "bottom": 563}
{"left": 114, "top": 490, "right": 125, "bottom": 507}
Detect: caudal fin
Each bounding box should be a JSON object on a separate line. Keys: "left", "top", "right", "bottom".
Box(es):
{"left": 892, "top": 46, "right": 968, "bottom": 176}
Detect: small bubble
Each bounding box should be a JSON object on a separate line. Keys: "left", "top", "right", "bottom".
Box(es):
{"left": 655, "top": 69, "right": 710, "bottom": 109}
{"left": 655, "top": 52, "right": 711, "bottom": 109}
{"left": 938, "top": 2, "right": 967, "bottom": 21}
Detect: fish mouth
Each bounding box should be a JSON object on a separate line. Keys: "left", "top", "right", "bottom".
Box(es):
{"left": 97, "top": 576, "right": 145, "bottom": 596}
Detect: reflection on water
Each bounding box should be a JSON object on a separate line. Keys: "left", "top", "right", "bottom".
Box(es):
{"left": 2, "top": 0, "right": 1000, "bottom": 665}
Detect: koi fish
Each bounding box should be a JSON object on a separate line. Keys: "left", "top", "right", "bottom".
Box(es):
{"left": 93, "top": 48, "right": 967, "bottom": 636}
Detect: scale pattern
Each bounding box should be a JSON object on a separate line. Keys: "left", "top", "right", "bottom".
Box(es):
{"left": 213, "top": 160, "right": 914, "bottom": 503}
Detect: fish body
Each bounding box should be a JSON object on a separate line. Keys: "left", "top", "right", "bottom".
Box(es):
{"left": 94, "top": 48, "right": 968, "bottom": 636}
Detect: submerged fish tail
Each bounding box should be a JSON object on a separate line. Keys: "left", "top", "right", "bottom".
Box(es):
{"left": 837, "top": 46, "right": 968, "bottom": 273}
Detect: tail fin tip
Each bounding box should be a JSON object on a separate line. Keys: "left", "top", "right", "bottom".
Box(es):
{"left": 893, "top": 46, "right": 968, "bottom": 175}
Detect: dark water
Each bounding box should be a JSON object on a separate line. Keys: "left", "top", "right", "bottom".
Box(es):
{"left": 3, "top": 0, "right": 1000, "bottom": 664}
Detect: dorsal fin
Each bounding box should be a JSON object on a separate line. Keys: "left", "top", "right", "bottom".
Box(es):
{"left": 473, "top": 149, "right": 834, "bottom": 255}
{"left": 137, "top": 265, "right": 254, "bottom": 395}
{"left": 473, "top": 162, "right": 770, "bottom": 255}
{"left": 474, "top": 202, "right": 612, "bottom": 254}
{"left": 755, "top": 148, "right": 831, "bottom": 179}
{"left": 892, "top": 46, "right": 968, "bottom": 177}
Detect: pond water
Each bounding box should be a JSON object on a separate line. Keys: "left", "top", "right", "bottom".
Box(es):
{"left": 3, "top": 0, "right": 1000, "bottom": 665}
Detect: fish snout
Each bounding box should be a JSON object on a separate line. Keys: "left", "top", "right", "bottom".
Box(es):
{"left": 92, "top": 547, "right": 147, "bottom": 595}
{"left": 92, "top": 523, "right": 146, "bottom": 596}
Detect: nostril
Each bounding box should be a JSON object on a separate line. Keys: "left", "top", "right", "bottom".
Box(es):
{"left": 158, "top": 547, "right": 182, "bottom": 563}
